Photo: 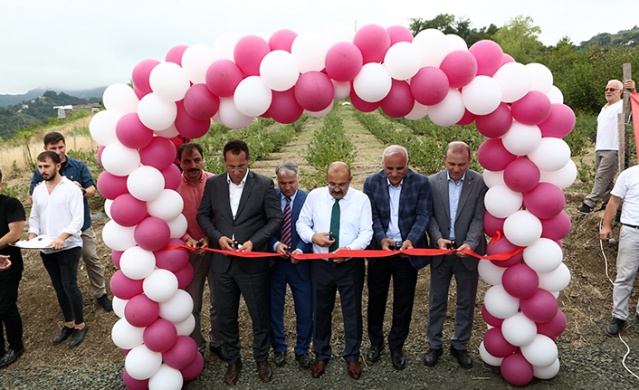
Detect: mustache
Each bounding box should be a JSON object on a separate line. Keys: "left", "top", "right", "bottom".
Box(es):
{"left": 187, "top": 168, "right": 201, "bottom": 172}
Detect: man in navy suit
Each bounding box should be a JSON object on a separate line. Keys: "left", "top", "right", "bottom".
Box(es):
{"left": 363, "top": 145, "right": 432, "bottom": 370}
{"left": 424, "top": 141, "right": 487, "bottom": 369}
{"left": 268, "top": 162, "right": 313, "bottom": 369}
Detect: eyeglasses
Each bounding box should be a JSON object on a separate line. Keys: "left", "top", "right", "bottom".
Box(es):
{"left": 327, "top": 182, "right": 349, "bottom": 190}
{"left": 604, "top": 88, "right": 620, "bottom": 92}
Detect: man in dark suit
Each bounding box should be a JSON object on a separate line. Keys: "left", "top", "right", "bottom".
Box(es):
{"left": 363, "top": 145, "right": 432, "bottom": 370}
{"left": 424, "top": 141, "right": 487, "bottom": 369}
{"left": 197, "top": 140, "right": 283, "bottom": 385}
{"left": 268, "top": 162, "right": 313, "bottom": 369}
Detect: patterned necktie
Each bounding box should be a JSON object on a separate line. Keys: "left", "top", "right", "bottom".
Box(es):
{"left": 329, "top": 199, "right": 340, "bottom": 252}
{"left": 281, "top": 197, "right": 292, "bottom": 247}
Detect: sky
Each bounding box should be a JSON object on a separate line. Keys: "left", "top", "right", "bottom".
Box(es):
{"left": 0, "top": 0, "right": 637, "bottom": 95}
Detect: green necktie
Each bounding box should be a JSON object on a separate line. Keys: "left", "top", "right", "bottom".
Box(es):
{"left": 329, "top": 199, "right": 340, "bottom": 252}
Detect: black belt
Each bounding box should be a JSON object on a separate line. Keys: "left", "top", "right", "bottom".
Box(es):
{"left": 622, "top": 223, "right": 639, "bottom": 229}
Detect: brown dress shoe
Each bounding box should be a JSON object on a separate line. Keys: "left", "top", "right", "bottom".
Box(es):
{"left": 256, "top": 361, "right": 272, "bottom": 383}
{"left": 224, "top": 361, "right": 242, "bottom": 385}
{"left": 311, "top": 359, "right": 327, "bottom": 378}
{"left": 346, "top": 361, "right": 361, "bottom": 379}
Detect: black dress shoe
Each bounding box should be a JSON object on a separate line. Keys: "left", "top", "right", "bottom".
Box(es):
{"left": 450, "top": 346, "right": 472, "bottom": 368}
{"left": 0, "top": 347, "right": 25, "bottom": 368}
{"left": 606, "top": 317, "right": 626, "bottom": 336}
{"left": 210, "top": 344, "right": 227, "bottom": 361}
{"left": 224, "top": 361, "right": 242, "bottom": 385}
{"left": 366, "top": 344, "right": 382, "bottom": 363}
{"left": 423, "top": 348, "right": 442, "bottom": 367}
{"left": 273, "top": 351, "right": 287, "bottom": 367}
{"left": 390, "top": 349, "right": 406, "bottom": 370}
{"left": 256, "top": 360, "right": 272, "bottom": 382}
{"left": 96, "top": 294, "right": 113, "bottom": 312}
{"left": 295, "top": 353, "right": 313, "bottom": 369}
{"left": 69, "top": 326, "right": 89, "bottom": 349}
{"left": 52, "top": 326, "right": 75, "bottom": 345}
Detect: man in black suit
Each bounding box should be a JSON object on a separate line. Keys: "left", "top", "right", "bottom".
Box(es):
{"left": 424, "top": 141, "right": 487, "bottom": 369}
{"left": 197, "top": 140, "right": 283, "bottom": 385}
{"left": 363, "top": 145, "right": 432, "bottom": 370}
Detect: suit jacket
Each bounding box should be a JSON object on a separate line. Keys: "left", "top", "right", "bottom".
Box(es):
{"left": 269, "top": 188, "right": 312, "bottom": 280}
{"left": 363, "top": 169, "right": 432, "bottom": 269}
{"left": 427, "top": 169, "right": 487, "bottom": 272}
{"left": 197, "top": 170, "right": 283, "bottom": 274}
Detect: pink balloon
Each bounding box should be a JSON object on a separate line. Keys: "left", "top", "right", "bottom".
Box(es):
{"left": 163, "top": 335, "right": 198, "bottom": 370}
{"left": 206, "top": 59, "right": 244, "bottom": 98}
{"left": 380, "top": 79, "right": 414, "bottom": 118}
{"left": 174, "top": 101, "right": 211, "bottom": 139}
{"left": 325, "top": 42, "right": 363, "bottom": 82}
{"left": 294, "top": 71, "right": 334, "bottom": 112}
{"left": 353, "top": 24, "right": 391, "bottom": 64}
{"left": 502, "top": 263, "right": 539, "bottom": 298}
{"left": 483, "top": 211, "right": 505, "bottom": 238}
{"left": 511, "top": 91, "right": 552, "bottom": 125}
{"left": 183, "top": 83, "right": 220, "bottom": 120}
{"left": 475, "top": 103, "right": 512, "bottom": 138}
{"left": 132, "top": 59, "right": 160, "bottom": 96}
{"left": 234, "top": 35, "right": 270, "bottom": 76}
{"left": 110, "top": 270, "right": 144, "bottom": 300}
{"left": 97, "top": 145, "right": 104, "bottom": 167}
{"left": 503, "top": 158, "right": 541, "bottom": 193}
{"left": 97, "top": 171, "right": 129, "bottom": 200}
{"left": 520, "top": 288, "right": 559, "bottom": 323}
{"left": 268, "top": 29, "right": 298, "bottom": 52}
{"left": 155, "top": 240, "right": 190, "bottom": 272}
{"left": 456, "top": 109, "right": 477, "bottom": 125}
{"left": 161, "top": 164, "right": 181, "bottom": 191}
{"left": 524, "top": 182, "right": 565, "bottom": 219}
{"left": 484, "top": 327, "right": 517, "bottom": 357}
{"left": 134, "top": 217, "right": 171, "bottom": 252}
{"left": 143, "top": 318, "right": 178, "bottom": 352}
{"left": 501, "top": 353, "right": 534, "bottom": 387}
{"left": 165, "top": 44, "right": 188, "bottom": 65}
{"left": 540, "top": 211, "right": 572, "bottom": 241}
{"left": 482, "top": 304, "right": 504, "bottom": 328}
{"left": 139, "top": 137, "right": 176, "bottom": 171}
{"left": 410, "top": 66, "right": 449, "bottom": 106}
{"left": 487, "top": 238, "right": 523, "bottom": 268}
{"left": 267, "top": 88, "right": 304, "bottom": 124}
{"left": 501, "top": 54, "right": 515, "bottom": 65}
{"left": 477, "top": 138, "right": 517, "bottom": 171}
{"left": 536, "top": 308, "right": 567, "bottom": 340}
{"left": 350, "top": 89, "right": 380, "bottom": 112}
{"left": 469, "top": 40, "right": 504, "bottom": 77}
{"left": 110, "top": 193, "right": 148, "bottom": 227}
{"left": 538, "top": 103, "right": 576, "bottom": 138}
{"left": 133, "top": 84, "right": 147, "bottom": 100}
{"left": 386, "top": 25, "right": 413, "bottom": 45}
{"left": 180, "top": 349, "right": 204, "bottom": 381}
{"left": 112, "top": 250, "right": 123, "bottom": 268}
{"left": 116, "top": 113, "right": 154, "bottom": 150}
{"left": 123, "top": 368, "right": 149, "bottom": 390}
{"left": 439, "top": 50, "right": 478, "bottom": 88}
{"left": 124, "top": 294, "right": 160, "bottom": 327}
{"left": 175, "top": 262, "right": 194, "bottom": 289}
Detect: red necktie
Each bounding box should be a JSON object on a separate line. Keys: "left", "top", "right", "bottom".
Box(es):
{"left": 281, "top": 197, "right": 292, "bottom": 247}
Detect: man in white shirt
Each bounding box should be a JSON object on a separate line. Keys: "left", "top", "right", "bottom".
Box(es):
{"left": 579, "top": 79, "right": 636, "bottom": 213}
{"left": 28, "top": 151, "right": 87, "bottom": 349}
{"left": 296, "top": 162, "right": 373, "bottom": 380}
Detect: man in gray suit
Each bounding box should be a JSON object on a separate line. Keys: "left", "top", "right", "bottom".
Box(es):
{"left": 197, "top": 140, "right": 283, "bottom": 385}
{"left": 424, "top": 141, "right": 487, "bottom": 369}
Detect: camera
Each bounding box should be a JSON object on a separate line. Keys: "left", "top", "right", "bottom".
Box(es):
{"left": 446, "top": 240, "right": 456, "bottom": 250}
{"left": 388, "top": 241, "right": 403, "bottom": 250}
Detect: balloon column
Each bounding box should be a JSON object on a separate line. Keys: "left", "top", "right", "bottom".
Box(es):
{"left": 91, "top": 24, "right": 574, "bottom": 388}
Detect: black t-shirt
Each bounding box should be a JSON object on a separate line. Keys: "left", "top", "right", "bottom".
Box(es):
{"left": 0, "top": 194, "right": 26, "bottom": 270}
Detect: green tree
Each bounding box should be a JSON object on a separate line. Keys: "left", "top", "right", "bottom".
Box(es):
{"left": 492, "top": 15, "right": 545, "bottom": 63}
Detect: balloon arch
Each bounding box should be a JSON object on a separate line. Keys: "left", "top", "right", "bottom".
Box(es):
{"left": 91, "top": 24, "right": 575, "bottom": 389}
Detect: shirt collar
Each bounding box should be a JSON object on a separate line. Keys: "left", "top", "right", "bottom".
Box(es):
{"left": 227, "top": 169, "right": 249, "bottom": 186}
{"left": 446, "top": 171, "right": 466, "bottom": 184}
{"left": 386, "top": 178, "right": 404, "bottom": 189}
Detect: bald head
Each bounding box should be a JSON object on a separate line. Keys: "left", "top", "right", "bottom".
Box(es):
{"left": 444, "top": 141, "right": 471, "bottom": 184}
{"left": 444, "top": 141, "right": 471, "bottom": 160}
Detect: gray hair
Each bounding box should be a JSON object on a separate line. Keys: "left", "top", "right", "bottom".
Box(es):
{"left": 608, "top": 80, "right": 623, "bottom": 90}
{"left": 382, "top": 145, "right": 409, "bottom": 164}
{"left": 275, "top": 161, "right": 299, "bottom": 177}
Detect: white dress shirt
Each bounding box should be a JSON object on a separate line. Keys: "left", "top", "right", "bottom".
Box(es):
{"left": 227, "top": 170, "right": 249, "bottom": 219}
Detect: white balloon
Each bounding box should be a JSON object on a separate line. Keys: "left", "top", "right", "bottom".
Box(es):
{"left": 484, "top": 185, "right": 523, "bottom": 219}
{"left": 428, "top": 88, "right": 465, "bottom": 126}
{"left": 523, "top": 238, "right": 563, "bottom": 273}
{"left": 332, "top": 80, "right": 351, "bottom": 100}
{"left": 127, "top": 166, "right": 165, "bottom": 202}
{"left": 112, "top": 296, "right": 128, "bottom": 319}
{"left": 149, "top": 62, "right": 191, "bottom": 102}
{"left": 138, "top": 93, "right": 178, "bottom": 131}
{"left": 147, "top": 190, "right": 184, "bottom": 222}
{"left": 478, "top": 260, "right": 506, "bottom": 286}
{"left": 102, "top": 220, "right": 137, "bottom": 251}
{"left": 125, "top": 344, "right": 163, "bottom": 380}
{"left": 479, "top": 341, "right": 503, "bottom": 366}
{"left": 212, "top": 32, "right": 241, "bottom": 61}
{"left": 501, "top": 312, "right": 537, "bottom": 346}
{"left": 493, "top": 62, "right": 532, "bottom": 103}
{"left": 412, "top": 28, "right": 448, "bottom": 67}
{"left": 181, "top": 43, "right": 216, "bottom": 84}
{"left": 404, "top": 101, "right": 429, "bottom": 120}
{"left": 546, "top": 85, "right": 564, "bottom": 104}
{"left": 154, "top": 124, "right": 180, "bottom": 139}
{"left": 233, "top": 76, "right": 273, "bottom": 117}
{"left": 167, "top": 213, "right": 188, "bottom": 239}
{"left": 528, "top": 138, "right": 571, "bottom": 172}
{"left": 149, "top": 364, "right": 183, "bottom": 390}
{"left": 89, "top": 110, "right": 121, "bottom": 147}
{"left": 103, "top": 83, "right": 139, "bottom": 114}
{"left": 353, "top": 63, "right": 392, "bottom": 103}
{"left": 462, "top": 75, "right": 502, "bottom": 115}
{"left": 503, "top": 210, "right": 542, "bottom": 247}
{"left": 526, "top": 63, "right": 553, "bottom": 93}
{"left": 101, "top": 142, "right": 140, "bottom": 177}
{"left": 521, "top": 334, "right": 558, "bottom": 367}
{"left": 538, "top": 263, "right": 571, "bottom": 292}
{"left": 539, "top": 159, "right": 577, "bottom": 189}
{"left": 143, "top": 269, "right": 179, "bottom": 303}
{"left": 306, "top": 104, "right": 333, "bottom": 118}
{"left": 484, "top": 284, "right": 520, "bottom": 319}
{"left": 111, "top": 317, "right": 144, "bottom": 350}
{"left": 159, "top": 289, "right": 194, "bottom": 323}
{"left": 120, "top": 246, "right": 156, "bottom": 280}
{"left": 104, "top": 199, "right": 113, "bottom": 219}
{"left": 291, "top": 31, "right": 331, "bottom": 73}
{"left": 384, "top": 42, "right": 422, "bottom": 80}
{"left": 174, "top": 314, "right": 196, "bottom": 336}
{"left": 502, "top": 121, "right": 542, "bottom": 156}
{"left": 217, "top": 97, "right": 253, "bottom": 129}
{"left": 533, "top": 358, "right": 560, "bottom": 379}
{"left": 483, "top": 169, "right": 506, "bottom": 188}
{"left": 444, "top": 33, "right": 468, "bottom": 51}
{"left": 260, "top": 50, "right": 299, "bottom": 92}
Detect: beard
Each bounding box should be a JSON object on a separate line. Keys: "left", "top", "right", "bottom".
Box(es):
{"left": 42, "top": 170, "right": 58, "bottom": 181}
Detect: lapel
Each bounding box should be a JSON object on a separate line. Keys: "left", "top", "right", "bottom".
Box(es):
{"left": 292, "top": 190, "right": 305, "bottom": 221}
{"left": 456, "top": 172, "right": 473, "bottom": 221}
{"left": 377, "top": 172, "right": 391, "bottom": 224}
{"left": 235, "top": 171, "right": 255, "bottom": 219}
{"left": 217, "top": 173, "right": 233, "bottom": 220}
{"left": 398, "top": 170, "right": 412, "bottom": 218}
{"left": 439, "top": 171, "right": 451, "bottom": 218}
